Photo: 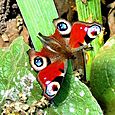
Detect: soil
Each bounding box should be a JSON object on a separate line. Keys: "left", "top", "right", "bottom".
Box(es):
{"left": 0, "top": 0, "right": 29, "bottom": 47}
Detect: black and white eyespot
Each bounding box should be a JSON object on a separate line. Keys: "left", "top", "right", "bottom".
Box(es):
{"left": 87, "top": 24, "right": 102, "bottom": 39}
{"left": 45, "top": 81, "right": 60, "bottom": 98}
{"left": 53, "top": 18, "right": 71, "bottom": 35}
{"left": 31, "top": 56, "right": 50, "bottom": 71}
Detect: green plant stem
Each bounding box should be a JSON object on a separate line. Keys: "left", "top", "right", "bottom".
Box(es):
{"left": 75, "top": 0, "right": 104, "bottom": 80}
{"left": 16, "top": 0, "right": 58, "bottom": 51}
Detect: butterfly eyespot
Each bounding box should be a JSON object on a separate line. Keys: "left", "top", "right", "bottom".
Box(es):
{"left": 57, "top": 22, "right": 68, "bottom": 31}
{"left": 31, "top": 56, "right": 50, "bottom": 71}
{"left": 45, "top": 81, "right": 60, "bottom": 98}
{"left": 87, "top": 24, "right": 102, "bottom": 39}
{"left": 34, "top": 57, "right": 43, "bottom": 67}
{"left": 54, "top": 18, "right": 71, "bottom": 35}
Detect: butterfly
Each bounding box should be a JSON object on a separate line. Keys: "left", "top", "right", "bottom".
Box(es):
{"left": 28, "top": 18, "right": 102, "bottom": 100}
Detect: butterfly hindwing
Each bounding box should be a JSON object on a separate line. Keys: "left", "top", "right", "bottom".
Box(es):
{"left": 69, "top": 22, "right": 102, "bottom": 48}
{"left": 38, "top": 60, "right": 67, "bottom": 99}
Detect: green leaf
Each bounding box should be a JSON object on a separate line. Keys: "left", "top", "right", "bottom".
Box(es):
{"left": 45, "top": 61, "right": 103, "bottom": 115}
{"left": 75, "top": 0, "right": 104, "bottom": 81}
{"left": 76, "top": 0, "right": 102, "bottom": 22}
{"left": 90, "top": 36, "right": 115, "bottom": 115}
{"left": 0, "top": 36, "right": 42, "bottom": 111}
{"left": 16, "top": 0, "right": 58, "bottom": 51}
{"left": 0, "top": 37, "right": 103, "bottom": 114}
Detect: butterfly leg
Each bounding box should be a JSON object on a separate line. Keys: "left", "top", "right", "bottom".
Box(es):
{"left": 84, "top": 43, "right": 93, "bottom": 51}
{"left": 72, "top": 49, "right": 90, "bottom": 86}
{"left": 72, "top": 50, "right": 86, "bottom": 81}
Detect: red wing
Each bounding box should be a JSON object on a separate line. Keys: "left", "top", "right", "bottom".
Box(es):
{"left": 38, "top": 60, "right": 67, "bottom": 100}
{"left": 52, "top": 18, "right": 102, "bottom": 49}
{"left": 50, "top": 29, "right": 67, "bottom": 46}
{"left": 69, "top": 22, "right": 88, "bottom": 48}
{"left": 28, "top": 48, "right": 67, "bottom": 100}
{"left": 69, "top": 22, "right": 102, "bottom": 48}
{"left": 28, "top": 47, "right": 59, "bottom": 72}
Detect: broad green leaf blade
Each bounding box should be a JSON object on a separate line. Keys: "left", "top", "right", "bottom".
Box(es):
{"left": 75, "top": 0, "right": 104, "bottom": 81}
{"left": 16, "top": 0, "right": 58, "bottom": 51}
{"left": 91, "top": 36, "right": 115, "bottom": 115}
{"left": 0, "top": 37, "right": 42, "bottom": 112}
{"left": 45, "top": 61, "right": 103, "bottom": 115}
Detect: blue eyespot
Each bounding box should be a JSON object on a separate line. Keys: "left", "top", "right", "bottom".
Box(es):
{"left": 57, "top": 22, "right": 68, "bottom": 31}
{"left": 34, "top": 57, "right": 43, "bottom": 67}
{"left": 53, "top": 19, "right": 71, "bottom": 35}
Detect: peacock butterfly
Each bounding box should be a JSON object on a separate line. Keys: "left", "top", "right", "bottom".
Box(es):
{"left": 28, "top": 18, "right": 102, "bottom": 100}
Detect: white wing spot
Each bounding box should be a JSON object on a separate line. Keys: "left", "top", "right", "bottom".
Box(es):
{"left": 79, "top": 90, "right": 85, "bottom": 97}
{"left": 104, "top": 39, "right": 115, "bottom": 48}
{"left": 84, "top": 27, "right": 88, "bottom": 32}
{"left": 45, "top": 81, "right": 50, "bottom": 85}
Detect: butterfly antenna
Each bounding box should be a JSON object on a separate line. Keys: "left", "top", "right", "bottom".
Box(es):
{"left": 38, "top": 32, "right": 48, "bottom": 41}
{"left": 38, "top": 32, "right": 51, "bottom": 45}
{"left": 38, "top": 32, "right": 61, "bottom": 53}
{"left": 76, "top": 45, "right": 88, "bottom": 52}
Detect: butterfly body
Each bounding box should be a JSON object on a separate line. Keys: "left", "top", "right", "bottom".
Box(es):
{"left": 28, "top": 18, "right": 102, "bottom": 100}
